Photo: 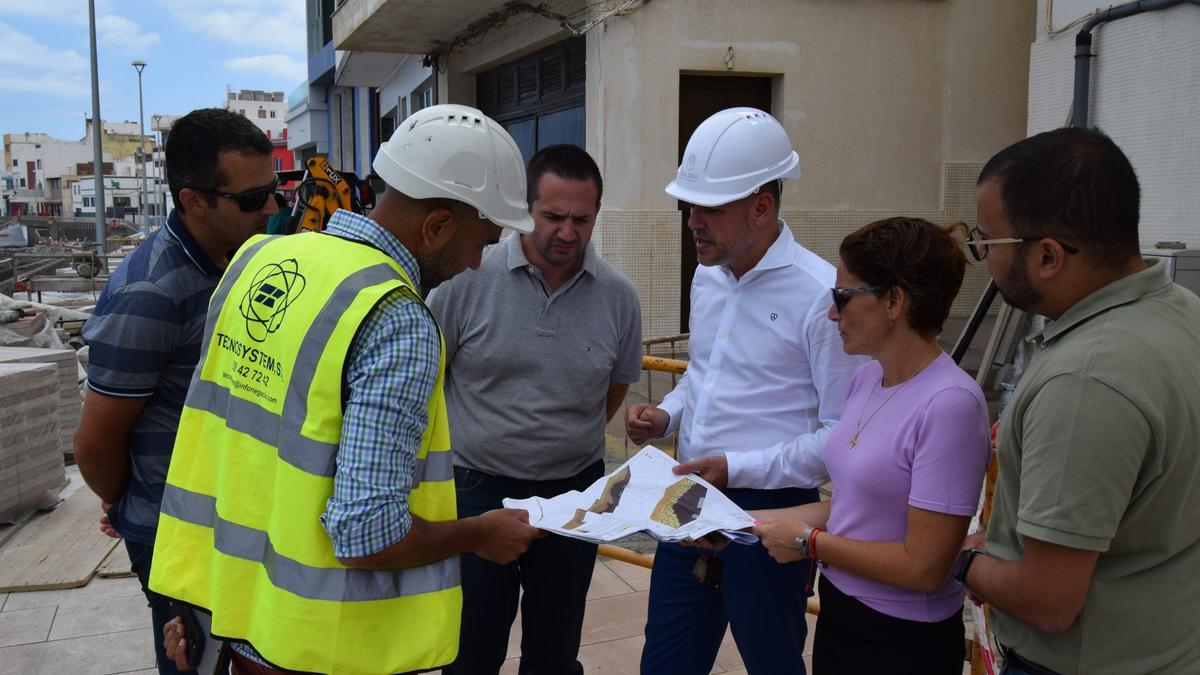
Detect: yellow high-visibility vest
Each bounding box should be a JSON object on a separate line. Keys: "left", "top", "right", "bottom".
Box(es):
{"left": 150, "top": 231, "right": 459, "bottom": 675}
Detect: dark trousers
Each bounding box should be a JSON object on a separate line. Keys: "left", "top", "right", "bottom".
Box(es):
{"left": 813, "top": 575, "right": 964, "bottom": 675}
{"left": 126, "top": 540, "right": 186, "bottom": 675}
{"left": 999, "top": 647, "right": 1062, "bottom": 675}
{"left": 443, "top": 461, "right": 605, "bottom": 675}
{"left": 640, "top": 487, "right": 818, "bottom": 675}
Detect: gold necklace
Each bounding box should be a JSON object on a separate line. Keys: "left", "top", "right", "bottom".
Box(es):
{"left": 848, "top": 377, "right": 911, "bottom": 449}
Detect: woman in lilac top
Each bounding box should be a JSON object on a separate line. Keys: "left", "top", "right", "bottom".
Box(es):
{"left": 753, "top": 217, "right": 992, "bottom": 674}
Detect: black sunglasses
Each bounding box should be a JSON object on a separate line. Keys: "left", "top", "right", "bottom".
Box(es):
{"left": 188, "top": 178, "right": 279, "bottom": 213}
{"left": 830, "top": 285, "right": 885, "bottom": 312}
{"left": 965, "top": 225, "right": 1079, "bottom": 262}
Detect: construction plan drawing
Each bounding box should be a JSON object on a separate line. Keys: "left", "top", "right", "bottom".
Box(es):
{"left": 504, "top": 446, "right": 758, "bottom": 545}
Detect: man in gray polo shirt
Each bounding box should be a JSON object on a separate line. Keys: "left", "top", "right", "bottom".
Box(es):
{"left": 429, "top": 144, "right": 642, "bottom": 675}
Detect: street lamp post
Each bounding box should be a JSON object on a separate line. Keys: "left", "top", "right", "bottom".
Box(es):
{"left": 132, "top": 60, "right": 148, "bottom": 232}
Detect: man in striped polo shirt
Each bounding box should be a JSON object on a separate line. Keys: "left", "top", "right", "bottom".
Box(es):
{"left": 74, "top": 108, "right": 278, "bottom": 675}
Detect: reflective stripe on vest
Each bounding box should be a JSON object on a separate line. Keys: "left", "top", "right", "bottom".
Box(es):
{"left": 159, "top": 483, "right": 458, "bottom": 601}
{"left": 184, "top": 372, "right": 453, "bottom": 482}
{"left": 150, "top": 232, "right": 460, "bottom": 674}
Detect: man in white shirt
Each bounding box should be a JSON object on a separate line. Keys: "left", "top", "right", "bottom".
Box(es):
{"left": 626, "top": 108, "right": 863, "bottom": 675}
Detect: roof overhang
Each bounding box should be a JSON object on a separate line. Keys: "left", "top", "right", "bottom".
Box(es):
{"left": 335, "top": 51, "right": 417, "bottom": 87}
{"left": 333, "top": 0, "right": 527, "bottom": 54}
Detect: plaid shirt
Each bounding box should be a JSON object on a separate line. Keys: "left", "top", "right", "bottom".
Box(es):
{"left": 318, "top": 209, "right": 441, "bottom": 558}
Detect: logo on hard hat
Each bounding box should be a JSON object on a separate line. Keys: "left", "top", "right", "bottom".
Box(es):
{"left": 681, "top": 153, "right": 699, "bottom": 181}
{"left": 239, "top": 259, "right": 306, "bottom": 342}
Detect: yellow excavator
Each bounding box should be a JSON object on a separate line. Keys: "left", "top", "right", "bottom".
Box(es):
{"left": 276, "top": 156, "right": 375, "bottom": 234}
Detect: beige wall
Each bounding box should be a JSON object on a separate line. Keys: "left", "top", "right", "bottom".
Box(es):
{"left": 437, "top": 0, "right": 1036, "bottom": 339}
{"left": 588, "top": 0, "right": 1033, "bottom": 210}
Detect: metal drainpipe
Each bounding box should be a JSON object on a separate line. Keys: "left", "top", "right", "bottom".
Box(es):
{"left": 1070, "top": 0, "right": 1200, "bottom": 128}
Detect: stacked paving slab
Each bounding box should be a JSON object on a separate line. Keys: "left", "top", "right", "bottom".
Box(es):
{"left": 0, "top": 362, "right": 66, "bottom": 522}
{"left": 0, "top": 347, "right": 82, "bottom": 461}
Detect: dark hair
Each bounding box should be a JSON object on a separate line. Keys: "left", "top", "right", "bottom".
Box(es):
{"left": 759, "top": 179, "right": 781, "bottom": 214}
{"left": 166, "top": 108, "right": 273, "bottom": 214}
{"left": 839, "top": 217, "right": 968, "bottom": 338}
{"left": 526, "top": 144, "right": 602, "bottom": 208}
{"left": 977, "top": 127, "right": 1140, "bottom": 267}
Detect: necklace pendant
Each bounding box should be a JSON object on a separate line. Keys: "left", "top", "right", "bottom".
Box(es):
{"left": 849, "top": 434, "right": 858, "bottom": 449}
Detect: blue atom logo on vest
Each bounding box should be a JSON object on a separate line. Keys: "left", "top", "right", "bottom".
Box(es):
{"left": 239, "top": 259, "right": 306, "bottom": 342}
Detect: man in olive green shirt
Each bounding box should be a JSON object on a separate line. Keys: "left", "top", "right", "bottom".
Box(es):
{"left": 958, "top": 128, "right": 1200, "bottom": 674}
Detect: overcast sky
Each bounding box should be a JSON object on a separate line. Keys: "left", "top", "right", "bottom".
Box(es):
{"left": 0, "top": 0, "right": 308, "bottom": 140}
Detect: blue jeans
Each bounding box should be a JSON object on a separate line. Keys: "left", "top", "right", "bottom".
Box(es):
{"left": 443, "top": 461, "right": 605, "bottom": 675}
{"left": 640, "top": 487, "right": 819, "bottom": 675}
{"left": 125, "top": 540, "right": 185, "bottom": 675}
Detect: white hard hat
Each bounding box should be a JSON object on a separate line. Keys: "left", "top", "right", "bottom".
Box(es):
{"left": 373, "top": 104, "right": 533, "bottom": 233}
{"left": 666, "top": 107, "right": 801, "bottom": 207}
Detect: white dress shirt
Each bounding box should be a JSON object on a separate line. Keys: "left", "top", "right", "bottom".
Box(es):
{"left": 659, "top": 222, "right": 866, "bottom": 489}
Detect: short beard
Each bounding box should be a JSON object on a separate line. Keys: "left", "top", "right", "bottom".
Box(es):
{"left": 530, "top": 229, "right": 583, "bottom": 268}
{"left": 996, "top": 249, "right": 1043, "bottom": 312}
{"left": 418, "top": 231, "right": 465, "bottom": 294}
{"left": 704, "top": 207, "right": 757, "bottom": 268}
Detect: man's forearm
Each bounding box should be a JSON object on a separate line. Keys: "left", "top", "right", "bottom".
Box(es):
{"left": 75, "top": 389, "right": 146, "bottom": 504}
{"left": 965, "top": 548, "right": 1091, "bottom": 633}
{"left": 727, "top": 427, "right": 831, "bottom": 489}
{"left": 339, "top": 515, "right": 482, "bottom": 570}
{"left": 605, "top": 382, "right": 631, "bottom": 423}
{"left": 74, "top": 438, "right": 130, "bottom": 503}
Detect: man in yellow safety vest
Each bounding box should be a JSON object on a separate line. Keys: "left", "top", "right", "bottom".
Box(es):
{"left": 150, "top": 104, "right": 544, "bottom": 675}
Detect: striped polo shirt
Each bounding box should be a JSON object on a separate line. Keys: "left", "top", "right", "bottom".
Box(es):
{"left": 83, "top": 210, "right": 222, "bottom": 545}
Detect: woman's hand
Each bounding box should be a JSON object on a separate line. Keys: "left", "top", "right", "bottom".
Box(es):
{"left": 752, "top": 515, "right": 810, "bottom": 564}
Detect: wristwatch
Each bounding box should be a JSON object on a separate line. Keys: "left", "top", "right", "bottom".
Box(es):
{"left": 952, "top": 548, "right": 983, "bottom": 591}
{"left": 793, "top": 525, "right": 815, "bottom": 559}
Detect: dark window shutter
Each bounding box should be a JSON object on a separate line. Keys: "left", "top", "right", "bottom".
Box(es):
{"left": 498, "top": 67, "right": 516, "bottom": 109}
{"left": 517, "top": 61, "right": 538, "bottom": 103}
{"left": 540, "top": 52, "right": 563, "bottom": 99}
{"left": 477, "top": 72, "right": 497, "bottom": 112}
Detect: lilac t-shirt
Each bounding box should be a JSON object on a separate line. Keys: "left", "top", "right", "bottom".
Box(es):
{"left": 821, "top": 352, "right": 991, "bottom": 622}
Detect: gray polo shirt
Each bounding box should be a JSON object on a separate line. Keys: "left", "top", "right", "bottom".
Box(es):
{"left": 427, "top": 233, "right": 642, "bottom": 480}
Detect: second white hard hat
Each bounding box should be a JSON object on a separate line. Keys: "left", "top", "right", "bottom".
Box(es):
{"left": 373, "top": 104, "right": 533, "bottom": 233}
{"left": 665, "top": 107, "right": 801, "bottom": 207}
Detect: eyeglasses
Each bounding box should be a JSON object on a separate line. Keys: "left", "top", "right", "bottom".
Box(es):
{"left": 831, "top": 285, "right": 885, "bottom": 312}
{"left": 188, "top": 178, "right": 279, "bottom": 213}
{"left": 965, "top": 226, "right": 1079, "bottom": 262}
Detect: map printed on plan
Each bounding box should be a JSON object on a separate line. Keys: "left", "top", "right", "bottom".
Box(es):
{"left": 503, "top": 446, "right": 758, "bottom": 545}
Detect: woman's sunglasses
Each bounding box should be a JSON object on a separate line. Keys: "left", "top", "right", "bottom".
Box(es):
{"left": 830, "top": 285, "right": 885, "bottom": 312}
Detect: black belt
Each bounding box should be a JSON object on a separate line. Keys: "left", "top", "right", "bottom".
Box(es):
{"left": 1002, "top": 646, "right": 1061, "bottom": 675}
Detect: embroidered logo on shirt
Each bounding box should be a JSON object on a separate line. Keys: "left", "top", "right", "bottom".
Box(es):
{"left": 770, "top": 313, "right": 779, "bottom": 321}
{"left": 240, "top": 258, "right": 306, "bottom": 342}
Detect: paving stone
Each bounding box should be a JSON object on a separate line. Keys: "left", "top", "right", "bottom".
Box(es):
{"left": 0, "top": 626, "right": 155, "bottom": 675}
{"left": 47, "top": 592, "right": 152, "bottom": 641}
{"left": 587, "top": 560, "right": 635, "bottom": 600}
{"left": 579, "top": 591, "right": 649, "bottom": 645}
{"left": 579, "top": 634, "right": 645, "bottom": 673}
{"left": 601, "top": 559, "right": 652, "bottom": 592}
{"left": 0, "top": 363, "right": 64, "bottom": 521}
{"left": 0, "top": 606, "right": 55, "bottom": 648}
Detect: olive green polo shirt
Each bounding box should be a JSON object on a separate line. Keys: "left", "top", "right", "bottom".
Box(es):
{"left": 986, "top": 261, "right": 1200, "bottom": 674}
